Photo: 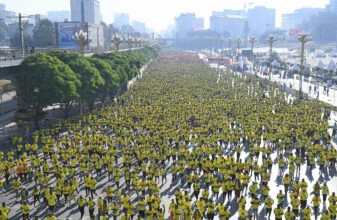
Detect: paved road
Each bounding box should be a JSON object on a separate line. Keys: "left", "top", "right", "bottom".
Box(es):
{"left": 0, "top": 63, "right": 335, "bottom": 220}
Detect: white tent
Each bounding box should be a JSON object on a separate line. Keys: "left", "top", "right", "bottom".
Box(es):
{"left": 316, "top": 60, "right": 325, "bottom": 69}
{"left": 291, "top": 64, "right": 300, "bottom": 72}
{"left": 327, "top": 60, "right": 335, "bottom": 71}
{"left": 271, "top": 60, "right": 280, "bottom": 67}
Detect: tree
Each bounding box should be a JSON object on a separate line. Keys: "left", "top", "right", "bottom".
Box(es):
{"left": 48, "top": 51, "right": 83, "bottom": 117}
{"left": 120, "top": 25, "right": 135, "bottom": 36}
{"left": 9, "top": 23, "right": 33, "bottom": 47}
{"left": 9, "top": 30, "right": 33, "bottom": 48}
{"left": 93, "top": 52, "right": 133, "bottom": 80}
{"left": 87, "top": 57, "right": 120, "bottom": 102}
{"left": 101, "top": 22, "right": 110, "bottom": 46}
{"left": 33, "top": 19, "right": 56, "bottom": 47}
{"left": 68, "top": 56, "right": 105, "bottom": 111}
{"left": 0, "top": 21, "right": 7, "bottom": 43}
{"left": 16, "top": 53, "right": 79, "bottom": 128}
{"left": 49, "top": 51, "right": 105, "bottom": 112}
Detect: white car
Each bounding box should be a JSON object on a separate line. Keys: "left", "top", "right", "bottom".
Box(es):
{"left": 315, "top": 52, "right": 326, "bottom": 58}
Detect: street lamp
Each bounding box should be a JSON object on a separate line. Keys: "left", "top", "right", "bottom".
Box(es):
{"left": 134, "top": 37, "right": 140, "bottom": 48}
{"left": 297, "top": 32, "right": 311, "bottom": 99}
{"left": 111, "top": 33, "right": 122, "bottom": 51}
{"left": 237, "top": 38, "right": 243, "bottom": 72}
{"left": 126, "top": 34, "right": 134, "bottom": 50}
{"left": 219, "top": 37, "right": 224, "bottom": 56}
{"left": 267, "top": 34, "right": 277, "bottom": 81}
{"left": 228, "top": 37, "right": 232, "bottom": 58}
{"left": 237, "top": 37, "right": 243, "bottom": 60}
{"left": 249, "top": 36, "right": 257, "bottom": 63}
{"left": 73, "top": 30, "right": 92, "bottom": 56}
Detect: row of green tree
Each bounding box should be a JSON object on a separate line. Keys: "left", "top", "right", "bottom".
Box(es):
{"left": 15, "top": 46, "right": 160, "bottom": 127}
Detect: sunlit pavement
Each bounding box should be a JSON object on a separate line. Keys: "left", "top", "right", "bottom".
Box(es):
{"left": 2, "top": 65, "right": 337, "bottom": 220}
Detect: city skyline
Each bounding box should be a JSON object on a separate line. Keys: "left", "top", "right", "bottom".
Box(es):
{"left": 2, "top": 0, "right": 330, "bottom": 31}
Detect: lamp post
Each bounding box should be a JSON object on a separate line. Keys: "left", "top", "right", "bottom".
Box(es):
{"left": 228, "top": 37, "right": 232, "bottom": 58}
{"left": 219, "top": 37, "right": 224, "bottom": 56}
{"left": 267, "top": 34, "right": 276, "bottom": 81}
{"left": 73, "top": 29, "right": 92, "bottom": 56}
{"left": 134, "top": 37, "right": 140, "bottom": 48}
{"left": 126, "top": 34, "right": 134, "bottom": 50}
{"left": 249, "top": 36, "right": 257, "bottom": 66}
{"left": 237, "top": 38, "right": 243, "bottom": 72}
{"left": 297, "top": 32, "right": 311, "bottom": 99}
{"left": 237, "top": 37, "right": 243, "bottom": 60}
{"left": 111, "top": 33, "right": 122, "bottom": 51}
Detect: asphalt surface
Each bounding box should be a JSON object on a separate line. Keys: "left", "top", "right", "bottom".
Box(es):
{"left": 0, "top": 62, "right": 336, "bottom": 220}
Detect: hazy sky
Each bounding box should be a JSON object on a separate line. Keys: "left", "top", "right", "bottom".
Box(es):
{"left": 2, "top": 0, "right": 330, "bottom": 31}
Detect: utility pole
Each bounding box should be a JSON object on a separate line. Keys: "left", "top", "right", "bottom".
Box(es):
{"left": 97, "top": 27, "right": 99, "bottom": 47}
{"left": 7, "top": 13, "right": 32, "bottom": 57}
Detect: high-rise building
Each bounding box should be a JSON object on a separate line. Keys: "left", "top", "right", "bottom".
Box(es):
{"left": 326, "top": 0, "right": 337, "bottom": 12}
{"left": 210, "top": 14, "right": 245, "bottom": 39}
{"left": 175, "top": 13, "right": 204, "bottom": 39}
{"left": 247, "top": 6, "right": 275, "bottom": 38}
{"left": 210, "top": 10, "right": 246, "bottom": 39}
{"left": 281, "top": 8, "right": 323, "bottom": 32}
{"left": 70, "top": 0, "right": 101, "bottom": 24}
{"left": 0, "top": 4, "right": 16, "bottom": 24}
{"left": 47, "top": 11, "right": 71, "bottom": 22}
{"left": 131, "top": 21, "right": 147, "bottom": 33}
{"left": 113, "top": 13, "right": 130, "bottom": 29}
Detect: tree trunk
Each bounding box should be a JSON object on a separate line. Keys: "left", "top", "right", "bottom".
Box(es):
{"left": 33, "top": 112, "right": 39, "bottom": 130}
{"left": 87, "top": 96, "right": 95, "bottom": 112}
{"left": 80, "top": 98, "right": 86, "bottom": 114}
{"left": 63, "top": 100, "right": 73, "bottom": 118}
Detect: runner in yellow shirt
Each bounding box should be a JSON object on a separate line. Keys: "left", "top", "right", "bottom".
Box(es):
{"left": 284, "top": 207, "right": 295, "bottom": 220}
{"left": 311, "top": 193, "right": 321, "bottom": 218}
{"left": 45, "top": 212, "right": 57, "bottom": 220}
{"left": 0, "top": 202, "right": 10, "bottom": 219}
{"left": 282, "top": 173, "right": 291, "bottom": 196}
{"left": 321, "top": 210, "right": 331, "bottom": 220}
{"left": 329, "top": 201, "right": 337, "bottom": 220}
{"left": 238, "top": 205, "right": 248, "bottom": 220}
{"left": 87, "top": 197, "right": 95, "bottom": 218}
{"left": 21, "top": 200, "right": 30, "bottom": 219}
{"left": 302, "top": 206, "right": 312, "bottom": 220}
{"left": 77, "top": 195, "right": 87, "bottom": 219}
{"left": 273, "top": 204, "right": 284, "bottom": 220}
{"left": 111, "top": 201, "right": 120, "bottom": 220}
{"left": 138, "top": 196, "right": 146, "bottom": 218}
{"left": 265, "top": 196, "right": 274, "bottom": 219}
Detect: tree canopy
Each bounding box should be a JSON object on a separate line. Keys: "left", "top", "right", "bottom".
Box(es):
{"left": 33, "top": 19, "right": 56, "bottom": 47}
{"left": 16, "top": 46, "right": 160, "bottom": 122}
{"left": 16, "top": 53, "right": 79, "bottom": 127}
{"left": 0, "top": 21, "right": 7, "bottom": 43}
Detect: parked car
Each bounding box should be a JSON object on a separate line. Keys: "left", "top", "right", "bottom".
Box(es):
{"left": 315, "top": 52, "right": 326, "bottom": 58}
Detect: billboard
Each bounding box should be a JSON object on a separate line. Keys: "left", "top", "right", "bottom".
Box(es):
{"left": 56, "top": 22, "right": 88, "bottom": 48}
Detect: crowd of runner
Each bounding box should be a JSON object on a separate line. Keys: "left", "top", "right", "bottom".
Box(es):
{"left": 0, "top": 61, "right": 336, "bottom": 220}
